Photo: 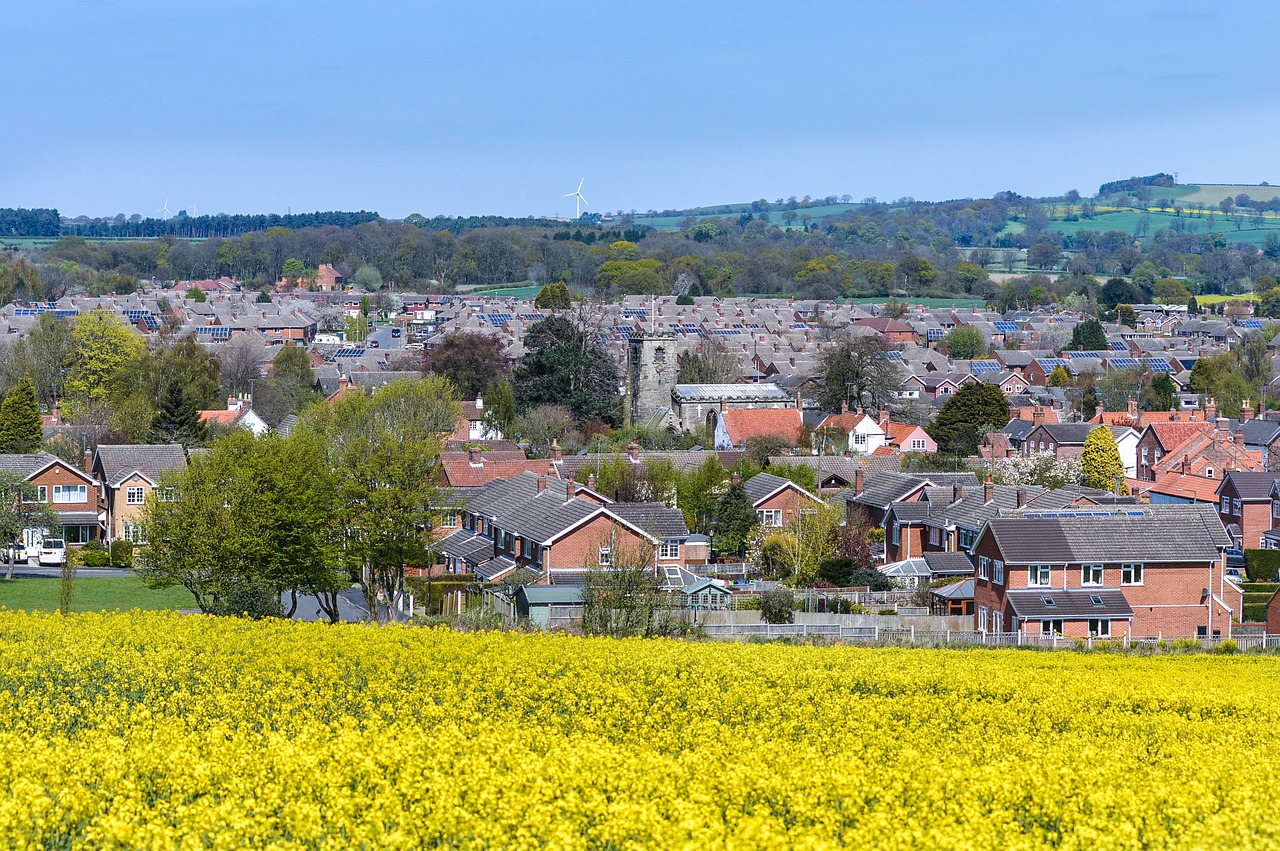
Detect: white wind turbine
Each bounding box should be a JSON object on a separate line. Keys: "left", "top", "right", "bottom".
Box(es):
{"left": 156, "top": 199, "right": 172, "bottom": 220}
{"left": 563, "top": 178, "right": 588, "bottom": 219}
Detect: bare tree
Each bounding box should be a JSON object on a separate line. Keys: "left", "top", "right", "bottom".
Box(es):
{"left": 219, "top": 340, "right": 265, "bottom": 396}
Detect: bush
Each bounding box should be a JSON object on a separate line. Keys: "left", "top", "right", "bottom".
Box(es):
{"left": 212, "top": 581, "right": 284, "bottom": 619}
{"left": 79, "top": 549, "right": 112, "bottom": 567}
{"left": 1243, "top": 549, "right": 1280, "bottom": 582}
{"left": 82, "top": 540, "right": 106, "bottom": 552}
{"left": 110, "top": 540, "right": 134, "bottom": 568}
{"left": 816, "top": 558, "right": 892, "bottom": 590}
{"left": 760, "top": 586, "right": 795, "bottom": 624}
{"left": 876, "top": 608, "right": 898, "bottom": 616}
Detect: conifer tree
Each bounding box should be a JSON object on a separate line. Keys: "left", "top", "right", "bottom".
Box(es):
{"left": 1081, "top": 426, "right": 1128, "bottom": 495}
{"left": 151, "top": 379, "right": 206, "bottom": 447}
{"left": 713, "top": 480, "right": 759, "bottom": 559}
{"left": 0, "top": 378, "right": 43, "bottom": 453}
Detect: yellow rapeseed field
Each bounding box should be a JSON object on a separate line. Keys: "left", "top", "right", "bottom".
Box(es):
{"left": 0, "top": 610, "right": 1278, "bottom": 849}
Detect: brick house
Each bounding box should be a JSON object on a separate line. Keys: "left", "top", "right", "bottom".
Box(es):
{"left": 741, "top": 472, "right": 824, "bottom": 528}
{"left": 0, "top": 452, "right": 104, "bottom": 547}
{"left": 438, "top": 471, "right": 693, "bottom": 584}
{"left": 970, "top": 505, "right": 1238, "bottom": 639}
{"left": 1215, "top": 472, "right": 1280, "bottom": 550}
{"left": 90, "top": 444, "right": 187, "bottom": 544}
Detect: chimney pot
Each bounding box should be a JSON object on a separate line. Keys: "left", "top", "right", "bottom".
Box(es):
{"left": 731, "top": 471, "right": 741, "bottom": 486}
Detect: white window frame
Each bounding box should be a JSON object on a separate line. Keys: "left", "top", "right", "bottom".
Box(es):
{"left": 757, "top": 509, "right": 783, "bottom": 527}
{"left": 1041, "top": 619, "right": 1063, "bottom": 635}
{"left": 126, "top": 486, "right": 146, "bottom": 506}
{"left": 1089, "top": 618, "right": 1111, "bottom": 637}
{"left": 1234, "top": 498, "right": 1242, "bottom": 516}
{"left": 993, "top": 559, "right": 1004, "bottom": 585}
{"left": 598, "top": 546, "right": 611, "bottom": 566}
{"left": 659, "top": 539, "right": 680, "bottom": 560}
{"left": 52, "top": 484, "right": 87, "bottom": 504}
{"left": 22, "top": 485, "right": 47, "bottom": 503}
{"left": 1082, "top": 563, "right": 1103, "bottom": 586}
{"left": 911, "top": 438, "right": 926, "bottom": 450}
{"left": 978, "top": 605, "right": 989, "bottom": 633}
{"left": 992, "top": 611, "right": 1003, "bottom": 634}
{"left": 1221, "top": 496, "right": 1231, "bottom": 514}
{"left": 121, "top": 521, "right": 148, "bottom": 544}
{"left": 1028, "top": 564, "right": 1051, "bottom": 587}
{"left": 1121, "top": 563, "right": 1143, "bottom": 585}
{"left": 977, "top": 555, "right": 990, "bottom": 580}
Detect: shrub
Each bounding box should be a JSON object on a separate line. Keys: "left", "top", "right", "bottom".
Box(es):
{"left": 110, "top": 540, "right": 134, "bottom": 568}
{"left": 79, "top": 549, "right": 112, "bottom": 567}
{"left": 1244, "top": 549, "right": 1280, "bottom": 582}
{"left": 82, "top": 540, "right": 106, "bottom": 552}
{"left": 211, "top": 581, "right": 284, "bottom": 619}
{"left": 760, "top": 586, "right": 795, "bottom": 624}
{"left": 876, "top": 608, "right": 898, "bottom": 616}
{"left": 1214, "top": 639, "right": 1239, "bottom": 655}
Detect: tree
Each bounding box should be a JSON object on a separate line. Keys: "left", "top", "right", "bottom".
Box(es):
{"left": 512, "top": 316, "right": 620, "bottom": 423}
{"left": 990, "top": 452, "right": 1082, "bottom": 489}
{"left": 185, "top": 287, "right": 207, "bottom": 303}
{"left": 0, "top": 472, "right": 59, "bottom": 580}
{"left": 1081, "top": 426, "right": 1128, "bottom": 494}
{"left": 765, "top": 461, "right": 818, "bottom": 494}
{"left": 0, "top": 378, "right": 42, "bottom": 453}
{"left": 944, "top": 326, "right": 987, "bottom": 360}
{"left": 1115, "top": 304, "right": 1137, "bottom": 328}
{"left": 220, "top": 338, "right": 264, "bottom": 397}
{"left": 1143, "top": 373, "right": 1177, "bottom": 412}
{"left": 928, "top": 383, "right": 1010, "bottom": 457}
{"left": 1047, "top": 365, "right": 1072, "bottom": 386}
{"left": 759, "top": 585, "right": 795, "bottom": 624}
{"left": 280, "top": 258, "right": 306, "bottom": 282}
{"left": 713, "top": 480, "right": 758, "bottom": 559}
{"left": 1153, "top": 278, "right": 1192, "bottom": 304}
{"left": 352, "top": 266, "right": 383, "bottom": 291}
{"left": 305, "top": 377, "right": 459, "bottom": 622}
{"left": 1100, "top": 278, "right": 1144, "bottom": 309}
{"left": 1027, "top": 241, "right": 1060, "bottom": 270}
{"left": 676, "top": 338, "right": 739, "bottom": 384}
{"left": 579, "top": 539, "right": 678, "bottom": 638}
{"left": 534, "top": 281, "right": 572, "bottom": 309}
{"left": 2, "top": 313, "right": 72, "bottom": 408}
{"left": 897, "top": 256, "right": 936, "bottom": 291}
{"left": 512, "top": 404, "right": 579, "bottom": 456}
{"left": 1069, "top": 318, "right": 1107, "bottom": 352}
{"left": 150, "top": 380, "right": 206, "bottom": 447}
{"left": 252, "top": 345, "right": 317, "bottom": 427}
{"left": 422, "top": 331, "right": 508, "bottom": 399}
{"left": 63, "top": 310, "right": 147, "bottom": 417}
{"left": 816, "top": 335, "right": 901, "bottom": 415}
{"left": 675, "top": 455, "right": 727, "bottom": 534}
{"left": 483, "top": 377, "right": 517, "bottom": 438}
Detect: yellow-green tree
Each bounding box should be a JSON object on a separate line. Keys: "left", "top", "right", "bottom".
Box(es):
{"left": 1081, "top": 426, "right": 1128, "bottom": 495}
{"left": 64, "top": 310, "right": 146, "bottom": 417}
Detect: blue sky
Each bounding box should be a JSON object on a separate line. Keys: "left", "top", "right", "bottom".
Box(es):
{"left": 5, "top": 1, "right": 1279, "bottom": 219}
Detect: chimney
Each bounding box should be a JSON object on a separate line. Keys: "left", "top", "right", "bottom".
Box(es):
{"left": 1181, "top": 455, "right": 1189, "bottom": 475}
{"left": 984, "top": 475, "right": 994, "bottom": 503}
{"left": 1206, "top": 397, "right": 1217, "bottom": 419}
{"left": 731, "top": 471, "right": 741, "bottom": 486}
{"left": 628, "top": 441, "right": 640, "bottom": 462}
{"left": 551, "top": 439, "right": 562, "bottom": 463}
{"left": 879, "top": 412, "right": 889, "bottom": 433}
{"left": 1016, "top": 487, "right": 1028, "bottom": 508}
{"left": 853, "top": 468, "right": 864, "bottom": 495}
{"left": 1127, "top": 397, "right": 1138, "bottom": 418}
{"left": 536, "top": 475, "right": 546, "bottom": 494}
{"left": 227, "top": 395, "right": 242, "bottom": 412}
{"left": 841, "top": 400, "right": 848, "bottom": 415}
{"left": 1236, "top": 427, "right": 1244, "bottom": 444}
{"left": 1241, "top": 399, "right": 1254, "bottom": 422}
{"left": 1032, "top": 409, "right": 1045, "bottom": 426}
{"left": 1216, "top": 417, "right": 1230, "bottom": 433}
{"left": 587, "top": 472, "right": 597, "bottom": 491}
{"left": 475, "top": 394, "right": 484, "bottom": 411}
{"left": 468, "top": 447, "right": 481, "bottom": 466}
{"left": 566, "top": 478, "right": 576, "bottom": 501}
{"left": 952, "top": 484, "right": 963, "bottom": 503}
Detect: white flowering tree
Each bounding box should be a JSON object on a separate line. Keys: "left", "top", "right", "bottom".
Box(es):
{"left": 989, "top": 452, "right": 1083, "bottom": 490}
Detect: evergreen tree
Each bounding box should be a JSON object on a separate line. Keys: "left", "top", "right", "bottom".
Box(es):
{"left": 512, "top": 316, "right": 620, "bottom": 423}
{"left": 151, "top": 380, "right": 206, "bottom": 447}
{"left": 713, "top": 481, "right": 759, "bottom": 559}
{"left": 0, "top": 378, "right": 43, "bottom": 453}
{"left": 1047, "top": 365, "right": 1072, "bottom": 386}
{"left": 927, "top": 383, "right": 1010, "bottom": 457}
{"left": 1069, "top": 318, "right": 1107, "bottom": 351}
{"left": 1081, "top": 426, "right": 1128, "bottom": 495}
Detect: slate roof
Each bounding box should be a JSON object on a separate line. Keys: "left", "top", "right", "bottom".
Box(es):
{"left": 94, "top": 444, "right": 186, "bottom": 487}
{"left": 984, "top": 505, "right": 1229, "bottom": 564}
{"left": 610, "top": 503, "right": 690, "bottom": 538}
{"left": 1005, "top": 588, "right": 1133, "bottom": 620}
{"left": 494, "top": 489, "right": 600, "bottom": 544}
{"left": 1219, "top": 471, "right": 1280, "bottom": 501}
{"left": 0, "top": 452, "right": 62, "bottom": 477}
{"left": 922, "top": 551, "right": 975, "bottom": 575}
{"left": 673, "top": 383, "right": 791, "bottom": 402}
{"left": 845, "top": 471, "right": 931, "bottom": 509}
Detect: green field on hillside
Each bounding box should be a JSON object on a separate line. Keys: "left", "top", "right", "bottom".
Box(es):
{"left": 1144, "top": 183, "right": 1280, "bottom": 207}
{"left": 630, "top": 202, "right": 862, "bottom": 231}
{"left": 1047, "top": 208, "right": 1280, "bottom": 246}
{"left": 0, "top": 576, "right": 196, "bottom": 613}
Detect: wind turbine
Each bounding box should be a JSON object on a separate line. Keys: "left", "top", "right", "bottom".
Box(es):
{"left": 563, "top": 178, "right": 588, "bottom": 219}
{"left": 156, "top": 199, "right": 172, "bottom": 220}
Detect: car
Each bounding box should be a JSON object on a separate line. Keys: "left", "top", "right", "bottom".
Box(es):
{"left": 1225, "top": 548, "right": 1246, "bottom": 569}
{"left": 367, "top": 339, "right": 380, "bottom": 348}
{"left": 37, "top": 538, "right": 66, "bottom": 566}
{"left": 404, "top": 342, "right": 424, "bottom": 351}
{"left": 390, "top": 327, "right": 402, "bottom": 338}
{"left": 1225, "top": 567, "right": 1246, "bottom": 584}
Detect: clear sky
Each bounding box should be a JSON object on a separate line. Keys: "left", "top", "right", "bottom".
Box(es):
{"left": 5, "top": 1, "right": 1279, "bottom": 220}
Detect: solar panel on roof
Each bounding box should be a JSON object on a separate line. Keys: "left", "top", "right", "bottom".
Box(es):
{"left": 611, "top": 326, "right": 634, "bottom": 338}
{"left": 13, "top": 308, "right": 36, "bottom": 316}
{"left": 143, "top": 316, "right": 160, "bottom": 330}
{"left": 993, "top": 321, "right": 1019, "bottom": 332}
{"left": 333, "top": 347, "right": 364, "bottom": 358}
{"left": 1109, "top": 341, "right": 1127, "bottom": 351}
{"left": 926, "top": 328, "right": 945, "bottom": 340}
{"left": 519, "top": 314, "right": 541, "bottom": 322}
{"left": 1241, "top": 319, "right": 1263, "bottom": 329}
{"left": 1036, "top": 358, "right": 1070, "bottom": 371}
{"left": 969, "top": 361, "right": 1002, "bottom": 373}
{"left": 1144, "top": 359, "right": 1173, "bottom": 372}
{"left": 53, "top": 310, "right": 78, "bottom": 319}
{"left": 882, "top": 351, "right": 904, "bottom": 361}
{"left": 1108, "top": 357, "right": 1142, "bottom": 370}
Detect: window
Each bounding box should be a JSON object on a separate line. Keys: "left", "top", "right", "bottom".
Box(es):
{"left": 653, "top": 347, "right": 665, "bottom": 364}
{"left": 52, "top": 485, "right": 87, "bottom": 504}
{"left": 122, "top": 521, "right": 147, "bottom": 544}
{"left": 891, "top": 523, "right": 900, "bottom": 545}
{"left": 854, "top": 433, "right": 867, "bottom": 446}
{"left": 1089, "top": 594, "right": 1104, "bottom": 607}
{"left": 1048, "top": 443, "right": 1055, "bottom": 453}
{"left": 1088, "top": 619, "right": 1111, "bottom": 637}
{"left": 1041, "top": 619, "right": 1063, "bottom": 635}
{"left": 1141, "top": 446, "right": 1149, "bottom": 463}
{"left": 757, "top": 509, "right": 782, "bottom": 527}
{"left": 993, "top": 560, "right": 1004, "bottom": 585}
{"left": 978, "top": 605, "right": 989, "bottom": 632}
{"left": 1234, "top": 498, "right": 1242, "bottom": 516}
{"left": 659, "top": 539, "right": 680, "bottom": 560}
{"left": 1206, "top": 468, "right": 1214, "bottom": 479}
{"left": 1121, "top": 563, "right": 1143, "bottom": 585}
{"left": 1221, "top": 496, "right": 1231, "bottom": 514}
{"left": 440, "top": 512, "right": 459, "bottom": 528}
{"left": 22, "top": 485, "right": 47, "bottom": 503}
{"left": 125, "top": 486, "right": 146, "bottom": 506}
{"left": 977, "top": 556, "right": 990, "bottom": 580}
{"left": 1082, "top": 563, "right": 1103, "bottom": 585}
{"left": 992, "top": 611, "right": 1003, "bottom": 634}
{"left": 1273, "top": 500, "right": 1280, "bottom": 519}
{"left": 1028, "top": 564, "right": 1051, "bottom": 586}
{"left": 929, "top": 527, "right": 941, "bottom": 546}
{"left": 598, "top": 546, "right": 611, "bottom": 566}
{"left": 958, "top": 529, "right": 976, "bottom": 550}
{"left": 63, "top": 524, "right": 92, "bottom": 544}
{"left": 911, "top": 439, "right": 926, "bottom": 450}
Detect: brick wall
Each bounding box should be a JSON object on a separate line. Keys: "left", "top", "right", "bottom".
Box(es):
{"left": 543, "top": 514, "right": 658, "bottom": 575}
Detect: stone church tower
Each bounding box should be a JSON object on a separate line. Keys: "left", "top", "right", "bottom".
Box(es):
{"left": 626, "top": 330, "right": 678, "bottom": 427}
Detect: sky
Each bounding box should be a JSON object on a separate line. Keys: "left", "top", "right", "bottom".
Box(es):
{"left": 5, "top": 1, "right": 1280, "bottom": 220}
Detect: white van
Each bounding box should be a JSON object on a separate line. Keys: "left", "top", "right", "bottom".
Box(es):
{"left": 314, "top": 333, "right": 342, "bottom": 345}
{"left": 38, "top": 538, "right": 66, "bottom": 566}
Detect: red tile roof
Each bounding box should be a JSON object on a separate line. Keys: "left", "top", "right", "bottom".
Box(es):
{"left": 1147, "top": 472, "right": 1223, "bottom": 503}
{"left": 721, "top": 408, "right": 804, "bottom": 446}
{"left": 1146, "top": 422, "right": 1213, "bottom": 453}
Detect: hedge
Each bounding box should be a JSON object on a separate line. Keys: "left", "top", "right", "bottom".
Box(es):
{"left": 1243, "top": 549, "right": 1280, "bottom": 582}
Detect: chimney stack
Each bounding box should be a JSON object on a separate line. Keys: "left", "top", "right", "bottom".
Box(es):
{"left": 1216, "top": 417, "right": 1230, "bottom": 433}
{"left": 1181, "top": 455, "right": 1189, "bottom": 475}
{"left": 952, "top": 484, "right": 963, "bottom": 503}
{"left": 1016, "top": 487, "right": 1028, "bottom": 509}
{"left": 853, "top": 468, "right": 864, "bottom": 495}
{"left": 1241, "top": 399, "right": 1254, "bottom": 422}
{"left": 475, "top": 394, "right": 484, "bottom": 411}
{"left": 536, "top": 475, "right": 546, "bottom": 494}
{"left": 551, "top": 439, "right": 562, "bottom": 463}
{"left": 1033, "top": 409, "right": 1045, "bottom": 426}
{"left": 1206, "top": 397, "right": 1218, "bottom": 419}
{"left": 587, "top": 472, "right": 597, "bottom": 491}
{"left": 984, "top": 475, "right": 994, "bottom": 503}
{"left": 731, "top": 471, "right": 741, "bottom": 486}
{"left": 1127, "top": 397, "right": 1138, "bottom": 418}
{"left": 841, "top": 400, "right": 848, "bottom": 415}
{"left": 468, "top": 447, "right": 482, "bottom": 465}
{"left": 628, "top": 441, "right": 640, "bottom": 462}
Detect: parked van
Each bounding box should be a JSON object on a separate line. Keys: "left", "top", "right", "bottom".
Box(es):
{"left": 38, "top": 538, "right": 66, "bottom": 566}
{"left": 314, "top": 333, "right": 342, "bottom": 345}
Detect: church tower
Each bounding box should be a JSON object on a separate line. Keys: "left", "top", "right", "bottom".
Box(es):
{"left": 626, "top": 329, "right": 678, "bottom": 427}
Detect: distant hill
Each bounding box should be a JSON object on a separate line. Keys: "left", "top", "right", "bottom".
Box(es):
{"left": 1145, "top": 183, "right": 1280, "bottom": 208}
